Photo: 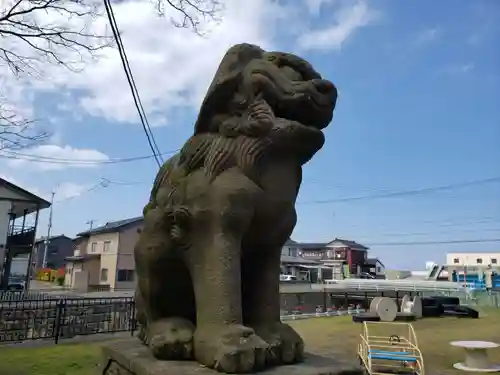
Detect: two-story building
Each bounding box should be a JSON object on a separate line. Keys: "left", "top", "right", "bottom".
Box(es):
{"left": 281, "top": 239, "right": 301, "bottom": 258}
{"left": 33, "top": 235, "right": 74, "bottom": 271}
{"left": 280, "top": 239, "right": 336, "bottom": 282}
{"left": 447, "top": 252, "right": 500, "bottom": 267}
{"left": 299, "top": 238, "right": 371, "bottom": 279}
{"left": 0, "top": 177, "right": 50, "bottom": 290}
{"left": 64, "top": 216, "right": 143, "bottom": 291}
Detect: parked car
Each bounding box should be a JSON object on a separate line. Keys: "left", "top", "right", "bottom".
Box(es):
{"left": 7, "top": 277, "right": 25, "bottom": 290}
{"left": 280, "top": 274, "right": 297, "bottom": 281}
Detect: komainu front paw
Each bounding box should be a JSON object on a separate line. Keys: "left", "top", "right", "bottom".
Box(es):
{"left": 194, "top": 324, "right": 269, "bottom": 373}
{"left": 254, "top": 322, "right": 304, "bottom": 365}
{"left": 148, "top": 317, "right": 195, "bottom": 360}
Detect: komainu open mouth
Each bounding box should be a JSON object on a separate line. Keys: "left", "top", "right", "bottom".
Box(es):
{"left": 246, "top": 53, "right": 338, "bottom": 130}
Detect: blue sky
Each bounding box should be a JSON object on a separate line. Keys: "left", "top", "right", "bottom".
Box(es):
{"left": 1, "top": 0, "right": 499, "bottom": 269}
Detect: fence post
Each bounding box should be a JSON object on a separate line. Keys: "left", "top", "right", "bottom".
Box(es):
{"left": 54, "top": 299, "right": 65, "bottom": 344}
{"left": 130, "top": 298, "right": 136, "bottom": 336}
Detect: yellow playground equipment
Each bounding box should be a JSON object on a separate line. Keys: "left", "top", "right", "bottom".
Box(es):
{"left": 357, "top": 321, "right": 425, "bottom": 375}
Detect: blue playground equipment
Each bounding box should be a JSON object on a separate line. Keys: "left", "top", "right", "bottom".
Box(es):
{"left": 358, "top": 321, "right": 424, "bottom": 375}
{"left": 452, "top": 272, "right": 500, "bottom": 290}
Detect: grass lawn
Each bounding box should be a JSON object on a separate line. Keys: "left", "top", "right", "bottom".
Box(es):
{"left": 1, "top": 309, "right": 499, "bottom": 375}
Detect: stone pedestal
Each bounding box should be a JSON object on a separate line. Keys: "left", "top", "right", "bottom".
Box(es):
{"left": 100, "top": 339, "right": 364, "bottom": 375}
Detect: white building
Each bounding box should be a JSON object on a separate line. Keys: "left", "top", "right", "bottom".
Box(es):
{"left": 0, "top": 178, "right": 50, "bottom": 290}
{"left": 446, "top": 252, "right": 500, "bottom": 267}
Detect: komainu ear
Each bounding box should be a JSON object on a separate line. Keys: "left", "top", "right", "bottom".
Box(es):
{"left": 193, "top": 44, "right": 265, "bottom": 135}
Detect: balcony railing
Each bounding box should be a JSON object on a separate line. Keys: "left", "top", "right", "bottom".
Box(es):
{"left": 7, "top": 226, "right": 36, "bottom": 249}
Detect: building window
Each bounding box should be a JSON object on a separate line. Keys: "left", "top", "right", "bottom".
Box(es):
{"left": 453, "top": 258, "right": 460, "bottom": 264}
{"left": 103, "top": 241, "right": 111, "bottom": 253}
{"left": 91, "top": 242, "right": 97, "bottom": 252}
{"left": 117, "top": 269, "right": 135, "bottom": 282}
{"left": 476, "top": 258, "right": 483, "bottom": 264}
{"left": 491, "top": 258, "right": 498, "bottom": 264}
{"left": 101, "top": 268, "right": 108, "bottom": 281}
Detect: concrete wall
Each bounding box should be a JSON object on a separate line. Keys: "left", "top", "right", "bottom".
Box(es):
{"left": 74, "top": 237, "right": 89, "bottom": 256}
{"left": 87, "top": 232, "right": 119, "bottom": 288}
{"left": 86, "top": 257, "right": 101, "bottom": 285}
{"left": 66, "top": 223, "right": 142, "bottom": 290}
{"left": 116, "top": 223, "right": 142, "bottom": 290}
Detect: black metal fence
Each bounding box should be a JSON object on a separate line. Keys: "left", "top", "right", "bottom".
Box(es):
{"left": 1, "top": 289, "right": 471, "bottom": 345}
{"left": 0, "top": 297, "right": 136, "bottom": 344}
{"left": 0, "top": 291, "right": 63, "bottom": 302}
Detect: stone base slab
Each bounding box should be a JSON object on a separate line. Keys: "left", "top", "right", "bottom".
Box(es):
{"left": 100, "top": 339, "right": 364, "bottom": 375}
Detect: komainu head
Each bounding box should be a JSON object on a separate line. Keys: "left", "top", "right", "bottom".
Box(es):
{"left": 193, "top": 44, "right": 338, "bottom": 165}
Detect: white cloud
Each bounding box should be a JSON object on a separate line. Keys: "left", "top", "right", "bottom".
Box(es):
{"left": 304, "top": 0, "right": 336, "bottom": 16}
{"left": 4, "top": 144, "right": 109, "bottom": 171}
{"left": 0, "top": 173, "right": 90, "bottom": 202}
{"left": 415, "top": 27, "right": 440, "bottom": 45}
{"left": 1, "top": 0, "right": 298, "bottom": 126}
{"left": 297, "top": 0, "right": 380, "bottom": 52}
{"left": 444, "top": 63, "right": 475, "bottom": 75}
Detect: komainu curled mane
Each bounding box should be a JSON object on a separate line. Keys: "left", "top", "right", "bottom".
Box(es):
{"left": 134, "top": 43, "right": 337, "bottom": 373}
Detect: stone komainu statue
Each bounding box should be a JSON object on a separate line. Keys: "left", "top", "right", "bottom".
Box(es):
{"left": 134, "top": 43, "right": 337, "bottom": 373}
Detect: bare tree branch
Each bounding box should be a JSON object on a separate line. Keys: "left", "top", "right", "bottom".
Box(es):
{"left": 0, "top": 100, "right": 49, "bottom": 151}
{"left": 155, "top": 0, "right": 223, "bottom": 35}
{"left": 0, "top": 0, "right": 223, "bottom": 150}
{"left": 0, "top": 0, "right": 112, "bottom": 76}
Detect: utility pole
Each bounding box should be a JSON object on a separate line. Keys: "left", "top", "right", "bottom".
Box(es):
{"left": 86, "top": 220, "right": 95, "bottom": 231}
{"left": 42, "top": 191, "right": 55, "bottom": 269}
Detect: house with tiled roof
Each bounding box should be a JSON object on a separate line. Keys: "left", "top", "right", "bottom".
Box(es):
{"left": 298, "top": 238, "right": 373, "bottom": 279}
{"left": 64, "top": 216, "right": 143, "bottom": 291}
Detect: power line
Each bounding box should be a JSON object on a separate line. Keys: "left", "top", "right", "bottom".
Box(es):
{"left": 100, "top": 178, "right": 148, "bottom": 186}
{"left": 0, "top": 148, "right": 179, "bottom": 165}
{"left": 349, "top": 228, "right": 500, "bottom": 242}
{"left": 43, "top": 175, "right": 500, "bottom": 207}
{"left": 54, "top": 182, "right": 106, "bottom": 204}
{"left": 51, "top": 178, "right": 143, "bottom": 204}
{"left": 299, "top": 176, "right": 500, "bottom": 205}
{"left": 365, "top": 238, "right": 500, "bottom": 247}
{"left": 103, "top": 0, "right": 163, "bottom": 168}
{"left": 336, "top": 216, "right": 500, "bottom": 229}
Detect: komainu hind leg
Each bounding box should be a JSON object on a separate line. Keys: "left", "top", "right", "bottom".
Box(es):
{"left": 134, "top": 207, "right": 196, "bottom": 360}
